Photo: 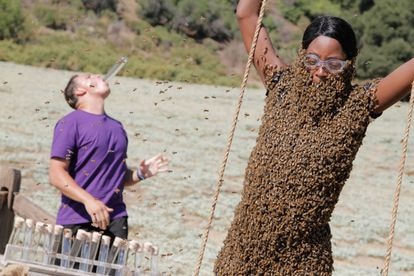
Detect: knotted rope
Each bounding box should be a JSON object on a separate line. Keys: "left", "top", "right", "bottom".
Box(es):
{"left": 193, "top": 1, "right": 268, "bottom": 275}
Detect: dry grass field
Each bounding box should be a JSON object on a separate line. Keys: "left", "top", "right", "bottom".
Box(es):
{"left": 0, "top": 61, "right": 413, "bottom": 275}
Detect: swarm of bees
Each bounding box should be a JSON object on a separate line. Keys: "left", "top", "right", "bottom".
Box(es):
{"left": 215, "top": 51, "right": 376, "bottom": 274}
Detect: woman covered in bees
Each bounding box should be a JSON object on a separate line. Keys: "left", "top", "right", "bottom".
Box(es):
{"left": 214, "top": 0, "right": 414, "bottom": 275}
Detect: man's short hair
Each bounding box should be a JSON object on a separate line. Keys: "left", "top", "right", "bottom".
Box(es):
{"left": 63, "top": 75, "right": 79, "bottom": 109}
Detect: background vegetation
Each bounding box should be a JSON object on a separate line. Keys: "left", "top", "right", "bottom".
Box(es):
{"left": 0, "top": 0, "right": 413, "bottom": 86}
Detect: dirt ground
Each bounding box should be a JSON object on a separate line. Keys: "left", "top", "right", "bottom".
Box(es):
{"left": 0, "top": 61, "right": 413, "bottom": 275}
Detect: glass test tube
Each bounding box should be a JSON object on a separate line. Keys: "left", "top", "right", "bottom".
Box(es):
{"left": 114, "top": 239, "right": 129, "bottom": 276}
{"left": 90, "top": 231, "right": 102, "bottom": 259}
{"left": 130, "top": 240, "right": 143, "bottom": 276}
{"left": 149, "top": 245, "right": 159, "bottom": 276}
{"left": 32, "top": 222, "right": 48, "bottom": 263}
{"left": 60, "top": 228, "right": 72, "bottom": 269}
{"left": 8, "top": 216, "right": 25, "bottom": 259}
{"left": 42, "top": 224, "right": 54, "bottom": 264}
{"left": 79, "top": 231, "right": 92, "bottom": 272}
{"left": 69, "top": 229, "right": 86, "bottom": 269}
{"left": 21, "top": 218, "right": 35, "bottom": 261}
{"left": 87, "top": 231, "right": 102, "bottom": 272}
{"left": 96, "top": 235, "right": 111, "bottom": 275}
{"left": 48, "top": 224, "right": 63, "bottom": 265}
{"left": 143, "top": 242, "right": 153, "bottom": 275}
{"left": 103, "top": 56, "right": 128, "bottom": 81}
{"left": 8, "top": 216, "right": 25, "bottom": 245}
{"left": 105, "top": 236, "right": 123, "bottom": 275}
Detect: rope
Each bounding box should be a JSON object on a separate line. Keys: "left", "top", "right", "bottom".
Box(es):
{"left": 193, "top": 1, "right": 268, "bottom": 275}
{"left": 382, "top": 80, "right": 414, "bottom": 275}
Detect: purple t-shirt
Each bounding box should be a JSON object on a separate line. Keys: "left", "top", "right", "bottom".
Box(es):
{"left": 51, "top": 110, "right": 128, "bottom": 225}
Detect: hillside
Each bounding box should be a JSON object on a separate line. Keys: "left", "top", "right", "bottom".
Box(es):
{"left": 1, "top": 0, "right": 413, "bottom": 86}
{"left": 0, "top": 0, "right": 247, "bottom": 87}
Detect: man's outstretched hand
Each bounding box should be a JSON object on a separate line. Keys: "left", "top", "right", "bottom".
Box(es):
{"left": 138, "top": 154, "right": 169, "bottom": 179}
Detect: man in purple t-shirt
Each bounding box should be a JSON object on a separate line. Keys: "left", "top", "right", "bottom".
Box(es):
{"left": 49, "top": 73, "right": 169, "bottom": 239}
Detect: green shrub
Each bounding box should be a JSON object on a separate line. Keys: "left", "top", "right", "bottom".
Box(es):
{"left": 139, "top": 0, "right": 176, "bottom": 26}
{"left": 0, "top": 29, "right": 240, "bottom": 87}
{"left": 140, "top": 0, "right": 236, "bottom": 42}
{"left": 81, "top": 0, "right": 117, "bottom": 14}
{"left": 0, "top": 0, "right": 25, "bottom": 40}
{"left": 355, "top": 0, "right": 414, "bottom": 79}
{"left": 280, "top": 0, "right": 343, "bottom": 23}
{"left": 33, "top": 2, "right": 84, "bottom": 31}
{"left": 172, "top": 0, "right": 234, "bottom": 42}
{"left": 357, "top": 39, "right": 412, "bottom": 79}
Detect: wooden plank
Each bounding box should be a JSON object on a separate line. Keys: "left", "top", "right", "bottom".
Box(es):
{"left": 1, "top": 260, "right": 92, "bottom": 276}
{"left": 2, "top": 244, "right": 129, "bottom": 275}
{"left": 12, "top": 194, "right": 56, "bottom": 224}
{"left": 0, "top": 167, "right": 21, "bottom": 254}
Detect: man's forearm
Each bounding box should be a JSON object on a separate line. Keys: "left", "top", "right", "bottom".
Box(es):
{"left": 49, "top": 166, "right": 95, "bottom": 204}
{"left": 123, "top": 167, "right": 141, "bottom": 186}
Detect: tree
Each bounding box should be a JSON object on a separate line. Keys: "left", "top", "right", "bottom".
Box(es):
{"left": 356, "top": 0, "right": 414, "bottom": 79}
{"left": 279, "top": 0, "right": 343, "bottom": 23}
{"left": 139, "top": 0, "right": 236, "bottom": 42}
{"left": 139, "top": 0, "right": 176, "bottom": 26}
{"left": 81, "top": 0, "right": 117, "bottom": 14}
{"left": 172, "top": 0, "right": 234, "bottom": 41}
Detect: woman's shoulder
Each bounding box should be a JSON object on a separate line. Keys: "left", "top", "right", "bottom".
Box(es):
{"left": 263, "top": 64, "right": 289, "bottom": 93}
{"left": 353, "top": 78, "right": 383, "bottom": 118}
{"left": 356, "top": 79, "right": 382, "bottom": 102}
{"left": 361, "top": 79, "right": 381, "bottom": 93}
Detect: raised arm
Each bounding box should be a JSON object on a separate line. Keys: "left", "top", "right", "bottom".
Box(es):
{"left": 374, "top": 58, "right": 414, "bottom": 113}
{"left": 123, "top": 154, "right": 169, "bottom": 186}
{"left": 236, "top": 0, "right": 287, "bottom": 83}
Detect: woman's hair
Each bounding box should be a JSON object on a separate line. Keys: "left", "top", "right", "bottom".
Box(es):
{"left": 63, "top": 75, "right": 79, "bottom": 109}
{"left": 302, "top": 16, "right": 358, "bottom": 60}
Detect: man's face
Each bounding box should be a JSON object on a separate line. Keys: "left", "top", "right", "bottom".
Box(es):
{"left": 76, "top": 74, "right": 110, "bottom": 98}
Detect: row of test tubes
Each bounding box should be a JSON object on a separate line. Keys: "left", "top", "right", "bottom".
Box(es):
{"left": 6, "top": 216, "right": 160, "bottom": 275}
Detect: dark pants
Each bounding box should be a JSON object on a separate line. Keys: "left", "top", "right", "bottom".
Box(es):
{"left": 64, "top": 216, "right": 129, "bottom": 241}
